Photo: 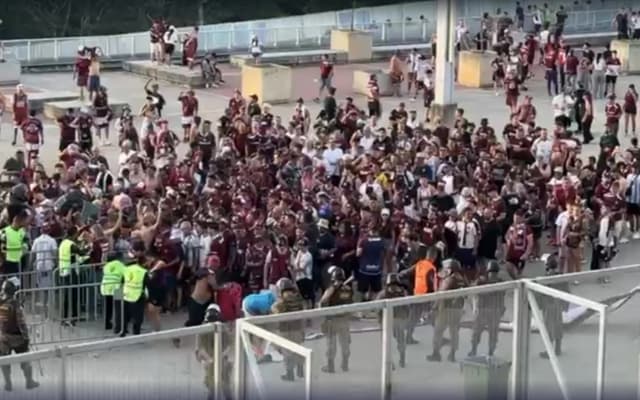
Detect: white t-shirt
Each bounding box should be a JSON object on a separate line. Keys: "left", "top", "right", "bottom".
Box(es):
{"left": 532, "top": 137, "right": 553, "bottom": 163}
{"left": 539, "top": 30, "right": 550, "bottom": 45}
{"left": 455, "top": 220, "right": 478, "bottom": 249}
{"left": 552, "top": 94, "right": 574, "bottom": 117}
{"left": 163, "top": 31, "right": 178, "bottom": 46}
{"left": 360, "top": 135, "right": 375, "bottom": 153}
{"left": 292, "top": 250, "right": 313, "bottom": 281}
{"left": 322, "top": 148, "right": 343, "bottom": 176}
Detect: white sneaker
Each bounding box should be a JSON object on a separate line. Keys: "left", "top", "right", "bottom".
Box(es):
{"left": 620, "top": 237, "right": 630, "bottom": 244}
{"left": 632, "top": 232, "right": 640, "bottom": 240}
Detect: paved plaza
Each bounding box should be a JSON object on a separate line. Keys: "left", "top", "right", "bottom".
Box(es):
{"left": 1, "top": 61, "right": 640, "bottom": 399}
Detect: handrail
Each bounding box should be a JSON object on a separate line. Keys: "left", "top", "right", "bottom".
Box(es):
{"left": 0, "top": 4, "right": 621, "bottom": 65}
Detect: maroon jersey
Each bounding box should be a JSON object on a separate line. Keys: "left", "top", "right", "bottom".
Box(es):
{"left": 506, "top": 223, "right": 531, "bottom": 260}
{"left": 267, "top": 248, "right": 290, "bottom": 285}
{"left": 605, "top": 103, "right": 622, "bottom": 124}
{"left": 209, "top": 231, "right": 233, "bottom": 269}
{"left": 245, "top": 244, "right": 267, "bottom": 292}
{"left": 12, "top": 93, "right": 28, "bottom": 124}
{"left": 180, "top": 96, "right": 198, "bottom": 117}
{"left": 21, "top": 118, "right": 42, "bottom": 144}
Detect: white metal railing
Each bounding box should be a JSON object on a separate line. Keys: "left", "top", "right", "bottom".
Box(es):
{"left": 1, "top": 264, "right": 639, "bottom": 399}
{"left": 0, "top": 3, "right": 621, "bottom": 64}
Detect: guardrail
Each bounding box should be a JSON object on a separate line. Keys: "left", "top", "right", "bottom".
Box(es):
{"left": 0, "top": 5, "right": 620, "bottom": 65}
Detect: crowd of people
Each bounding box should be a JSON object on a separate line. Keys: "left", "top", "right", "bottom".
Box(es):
{"left": 0, "top": 2, "right": 640, "bottom": 393}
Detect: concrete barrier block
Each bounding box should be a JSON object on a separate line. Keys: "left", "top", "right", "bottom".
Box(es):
{"left": 3, "top": 90, "right": 78, "bottom": 114}
{"left": 0, "top": 60, "right": 21, "bottom": 86}
{"left": 457, "top": 50, "right": 496, "bottom": 88}
{"left": 241, "top": 64, "right": 292, "bottom": 104}
{"left": 44, "top": 99, "right": 130, "bottom": 120}
{"left": 353, "top": 69, "right": 393, "bottom": 96}
{"left": 610, "top": 40, "right": 640, "bottom": 74}
{"left": 122, "top": 60, "right": 205, "bottom": 87}
{"left": 330, "top": 29, "right": 373, "bottom": 62}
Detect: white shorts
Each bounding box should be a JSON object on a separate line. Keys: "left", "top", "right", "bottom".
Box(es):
{"left": 25, "top": 142, "right": 40, "bottom": 152}
{"left": 94, "top": 116, "right": 109, "bottom": 127}
{"left": 181, "top": 116, "right": 194, "bottom": 127}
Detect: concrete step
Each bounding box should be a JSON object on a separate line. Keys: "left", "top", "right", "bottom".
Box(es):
{"left": 122, "top": 60, "right": 205, "bottom": 88}
{"left": 43, "top": 99, "right": 130, "bottom": 120}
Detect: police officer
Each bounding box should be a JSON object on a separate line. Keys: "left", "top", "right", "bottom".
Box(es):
{"left": 319, "top": 266, "right": 353, "bottom": 373}
{"left": 196, "top": 304, "right": 233, "bottom": 400}
{"left": 0, "top": 278, "right": 39, "bottom": 391}
{"left": 120, "top": 244, "right": 150, "bottom": 337}
{"left": 100, "top": 252, "right": 126, "bottom": 333}
{"left": 376, "top": 273, "right": 409, "bottom": 367}
{"left": 469, "top": 260, "right": 505, "bottom": 357}
{"left": 58, "top": 226, "right": 88, "bottom": 323}
{"left": 0, "top": 210, "right": 28, "bottom": 275}
{"left": 427, "top": 258, "right": 466, "bottom": 362}
{"left": 539, "top": 254, "right": 568, "bottom": 359}
{"left": 271, "top": 277, "right": 305, "bottom": 381}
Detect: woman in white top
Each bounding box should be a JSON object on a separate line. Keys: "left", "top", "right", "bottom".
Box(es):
{"left": 163, "top": 26, "right": 178, "bottom": 65}
{"left": 591, "top": 53, "right": 607, "bottom": 99}
{"left": 605, "top": 50, "right": 622, "bottom": 98}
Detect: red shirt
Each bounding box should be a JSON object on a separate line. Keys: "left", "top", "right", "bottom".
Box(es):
{"left": 565, "top": 55, "right": 579, "bottom": 74}
{"left": 544, "top": 49, "right": 557, "bottom": 69}
{"left": 605, "top": 103, "right": 622, "bottom": 123}
{"left": 21, "top": 118, "right": 42, "bottom": 144}
{"left": 209, "top": 231, "right": 233, "bottom": 269}
{"left": 58, "top": 115, "right": 76, "bottom": 143}
{"left": 180, "top": 96, "right": 198, "bottom": 117}
{"left": 506, "top": 224, "right": 531, "bottom": 258}
{"left": 13, "top": 93, "right": 28, "bottom": 122}
{"left": 75, "top": 57, "right": 90, "bottom": 76}
{"left": 228, "top": 98, "right": 245, "bottom": 117}
{"left": 267, "top": 248, "right": 290, "bottom": 285}
{"left": 320, "top": 61, "right": 333, "bottom": 78}
{"left": 216, "top": 282, "right": 243, "bottom": 322}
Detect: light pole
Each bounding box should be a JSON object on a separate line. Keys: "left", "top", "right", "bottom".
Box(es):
{"left": 350, "top": 0, "right": 356, "bottom": 31}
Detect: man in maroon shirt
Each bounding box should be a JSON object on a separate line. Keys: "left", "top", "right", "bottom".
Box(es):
{"left": 73, "top": 48, "right": 91, "bottom": 100}
{"left": 605, "top": 94, "right": 623, "bottom": 137}
{"left": 316, "top": 54, "right": 334, "bottom": 102}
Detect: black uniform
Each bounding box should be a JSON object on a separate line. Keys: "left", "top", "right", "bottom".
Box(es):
{"left": 319, "top": 281, "right": 353, "bottom": 372}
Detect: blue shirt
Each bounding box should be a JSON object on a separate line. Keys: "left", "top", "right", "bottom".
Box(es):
{"left": 627, "top": 174, "right": 640, "bottom": 205}
{"left": 243, "top": 290, "right": 276, "bottom": 315}
{"left": 359, "top": 237, "right": 386, "bottom": 276}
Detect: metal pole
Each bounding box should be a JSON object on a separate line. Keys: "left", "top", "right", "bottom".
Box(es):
{"left": 380, "top": 304, "right": 393, "bottom": 400}
{"left": 58, "top": 347, "right": 67, "bottom": 400}
{"left": 233, "top": 320, "right": 246, "bottom": 400}
{"left": 510, "top": 282, "right": 530, "bottom": 400}
{"left": 596, "top": 309, "right": 607, "bottom": 400}
{"left": 350, "top": 1, "right": 356, "bottom": 31}
{"left": 212, "top": 323, "right": 223, "bottom": 400}
{"left": 305, "top": 350, "right": 313, "bottom": 400}
{"left": 527, "top": 290, "right": 571, "bottom": 400}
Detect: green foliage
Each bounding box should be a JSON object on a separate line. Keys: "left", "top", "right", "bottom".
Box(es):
{"left": 0, "top": 0, "right": 399, "bottom": 39}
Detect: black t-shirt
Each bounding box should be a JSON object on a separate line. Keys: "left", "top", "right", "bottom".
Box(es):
{"left": 432, "top": 194, "right": 455, "bottom": 213}
{"left": 145, "top": 90, "right": 166, "bottom": 112}
{"left": 616, "top": 13, "right": 628, "bottom": 31}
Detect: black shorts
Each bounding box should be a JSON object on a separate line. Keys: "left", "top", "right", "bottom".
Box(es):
{"left": 455, "top": 248, "right": 477, "bottom": 270}
{"left": 185, "top": 298, "right": 210, "bottom": 327}
{"left": 506, "top": 258, "right": 526, "bottom": 271}
{"left": 164, "top": 44, "right": 175, "bottom": 55}
{"left": 605, "top": 75, "right": 617, "bottom": 84}
{"left": 147, "top": 282, "right": 166, "bottom": 307}
{"left": 296, "top": 278, "right": 314, "bottom": 301}
{"left": 627, "top": 202, "right": 640, "bottom": 216}
{"left": 2, "top": 261, "right": 20, "bottom": 275}
{"left": 356, "top": 273, "right": 382, "bottom": 294}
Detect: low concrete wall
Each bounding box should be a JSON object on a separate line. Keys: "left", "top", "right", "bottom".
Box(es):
{"left": 610, "top": 40, "right": 640, "bottom": 74}
{"left": 330, "top": 30, "right": 373, "bottom": 62}
{"left": 241, "top": 64, "right": 293, "bottom": 104}
{"left": 0, "top": 60, "right": 21, "bottom": 85}
{"left": 353, "top": 69, "right": 393, "bottom": 96}
{"left": 44, "top": 99, "right": 130, "bottom": 120}
{"left": 457, "top": 50, "right": 497, "bottom": 88}
{"left": 122, "top": 61, "right": 205, "bottom": 88}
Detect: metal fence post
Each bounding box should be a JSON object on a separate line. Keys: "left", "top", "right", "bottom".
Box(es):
{"left": 380, "top": 302, "right": 393, "bottom": 400}
{"left": 212, "top": 323, "right": 223, "bottom": 400}
{"left": 27, "top": 41, "right": 31, "bottom": 63}
{"left": 130, "top": 35, "right": 135, "bottom": 56}
{"left": 233, "top": 320, "right": 246, "bottom": 400}
{"left": 53, "top": 39, "right": 59, "bottom": 60}
{"left": 295, "top": 28, "right": 300, "bottom": 47}
{"left": 510, "top": 281, "right": 530, "bottom": 400}
{"left": 57, "top": 346, "right": 68, "bottom": 400}
{"left": 596, "top": 309, "right": 608, "bottom": 400}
